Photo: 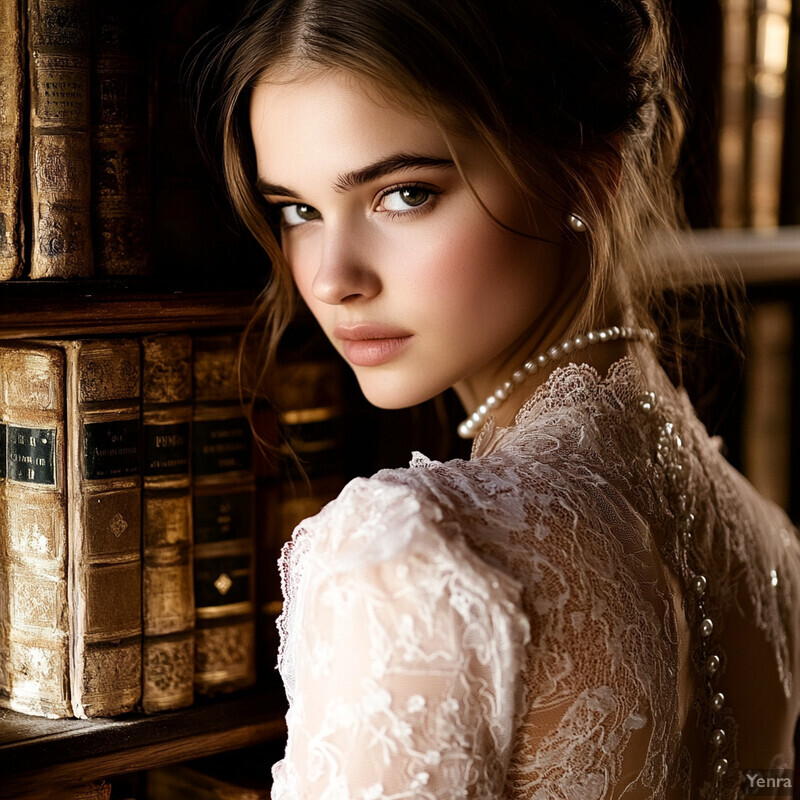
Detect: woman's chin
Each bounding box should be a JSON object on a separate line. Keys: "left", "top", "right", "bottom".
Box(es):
{"left": 355, "top": 374, "right": 442, "bottom": 411}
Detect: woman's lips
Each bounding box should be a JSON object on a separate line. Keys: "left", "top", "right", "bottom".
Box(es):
{"left": 334, "top": 324, "right": 413, "bottom": 367}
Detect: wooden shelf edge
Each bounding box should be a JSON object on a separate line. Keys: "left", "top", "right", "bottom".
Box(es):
{"left": 2, "top": 717, "right": 286, "bottom": 797}
{"left": 658, "top": 226, "right": 800, "bottom": 286}
{"left": 0, "top": 289, "right": 261, "bottom": 339}
{"left": 0, "top": 688, "right": 288, "bottom": 797}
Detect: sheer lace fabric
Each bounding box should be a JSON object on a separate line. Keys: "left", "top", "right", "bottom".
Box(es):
{"left": 272, "top": 354, "right": 800, "bottom": 799}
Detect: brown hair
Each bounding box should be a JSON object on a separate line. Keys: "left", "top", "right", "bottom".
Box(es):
{"left": 189, "top": 0, "right": 744, "bottom": 420}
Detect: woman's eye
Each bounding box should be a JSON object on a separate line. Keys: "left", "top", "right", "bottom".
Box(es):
{"left": 281, "top": 204, "right": 321, "bottom": 226}
{"left": 380, "top": 186, "right": 432, "bottom": 212}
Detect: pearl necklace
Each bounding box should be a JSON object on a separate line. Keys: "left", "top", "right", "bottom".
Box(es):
{"left": 457, "top": 325, "right": 657, "bottom": 439}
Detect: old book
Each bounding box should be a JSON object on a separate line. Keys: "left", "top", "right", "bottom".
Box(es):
{"left": 60, "top": 338, "right": 142, "bottom": 717}
{"left": 91, "top": 0, "right": 151, "bottom": 275}
{"left": 742, "top": 300, "right": 794, "bottom": 511}
{"left": 141, "top": 334, "right": 194, "bottom": 713}
{"left": 255, "top": 358, "right": 346, "bottom": 679}
{"left": 0, "top": 339, "right": 142, "bottom": 719}
{"left": 718, "top": 0, "right": 750, "bottom": 227}
{"left": 0, "top": 0, "right": 25, "bottom": 279}
{"left": 0, "top": 352, "right": 7, "bottom": 702}
{"left": 748, "top": 0, "right": 791, "bottom": 228}
{"left": 718, "top": 0, "right": 792, "bottom": 227}
{"left": 28, "top": 0, "right": 93, "bottom": 278}
{"left": 1, "top": 342, "right": 70, "bottom": 717}
{"left": 192, "top": 333, "right": 256, "bottom": 696}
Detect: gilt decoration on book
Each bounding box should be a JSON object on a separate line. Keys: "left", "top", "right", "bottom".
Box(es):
{"left": 141, "top": 334, "right": 195, "bottom": 713}
{"left": 191, "top": 334, "right": 256, "bottom": 697}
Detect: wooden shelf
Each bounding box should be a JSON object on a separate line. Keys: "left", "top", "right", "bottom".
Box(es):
{"left": 0, "top": 686, "right": 287, "bottom": 797}
{"left": 0, "top": 281, "right": 261, "bottom": 339}
{"left": 663, "top": 226, "right": 800, "bottom": 285}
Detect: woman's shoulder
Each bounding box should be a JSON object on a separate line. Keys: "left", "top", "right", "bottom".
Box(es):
{"left": 281, "top": 454, "right": 508, "bottom": 575}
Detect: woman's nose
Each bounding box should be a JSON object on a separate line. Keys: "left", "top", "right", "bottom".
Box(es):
{"left": 311, "top": 230, "right": 381, "bottom": 305}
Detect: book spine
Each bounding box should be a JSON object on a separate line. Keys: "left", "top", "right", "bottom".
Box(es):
{"left": 192, "top": 334, "right": 256, "bottom": 696}
{"left": 91, "top": 0, "right": 151, "bottom": 276}
{"left": 0, "top": 358, "right": 6, "bottom": 703}
{"left": 748, "top": 0, "right": 791, "bottom": 228}
{"left": 255, "top": 358, "right": 346, "bottom": 679}
{"left": 0, "top": 0, "right": 25, "bottom": 279}
{"left": 65, "top": 339, "right": 141, "bottom": 718}
{"left": 742, "top": 300, "right": 794, "bottom": 510}
{"left": 0, "top": 343, "right": 71, "bottom": 718}
{"left": 141, "top": 334, "right": 194, "bottom": 713}
{"left": 28, "top": 0, "right": 92, "bottom": 279}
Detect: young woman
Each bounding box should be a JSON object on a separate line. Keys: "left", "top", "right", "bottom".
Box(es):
{"left": 193, "top": 1, "right": 800, "bottom": 797}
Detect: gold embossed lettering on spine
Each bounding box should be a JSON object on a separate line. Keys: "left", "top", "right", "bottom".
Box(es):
{"left": 0, "top": 0, "right": 25, "bottom": 279}
{"left": 62, "top": 339, "right": 142, "bottom": 717}
{"left": 141, "top": 335, "right": 194, "bottom": 712}
{"left": 0, "top": 343, "right": 69, "bottom": 717}
{"left": 90, "top": 1, "right": 151, "bottom": 276}
{"left": 192, "top": 334, "right": 256, "bottom": 696}
{"left": 28, "top": 0, "right": 93, "bottom": 278}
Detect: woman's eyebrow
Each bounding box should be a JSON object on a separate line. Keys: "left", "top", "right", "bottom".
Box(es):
{"left": 255, "top": 153, "right": 455, "bottom": 198}
{"left": 333, "top": 153, "right": 454, "bottom": 191}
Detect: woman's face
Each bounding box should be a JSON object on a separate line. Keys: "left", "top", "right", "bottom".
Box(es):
{"left": 250, "top": 69, "right": 572, "bottom": 411}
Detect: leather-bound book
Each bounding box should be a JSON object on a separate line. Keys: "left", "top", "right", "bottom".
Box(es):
{"left": 141, "top": 334, "right": 194, "bottom": 712}
{"left": 0, "top": 339, "right": 142, "bottom": 719}
{"left": 0, "top": 0, "right": 25, "bottom": 279}
{"left": 255, "top": 358, "right": 346, "bottom": 680}
{"left": 28, "top": 0, "right": 93, "bottom": 279}
{"left": 91, "top": 0, "right": 151, "bottom": 276}
{"left": 62, "top": 338, "right": 142, "bottom": 717}
{"left": 191, "top": 333, "right": 256, "bottom": 696}
{"left": 0, "top": 343, "right": 69, "bottom": 717}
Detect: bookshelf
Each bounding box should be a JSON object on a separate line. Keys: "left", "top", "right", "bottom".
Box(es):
{"left": 0, "top": 286, "right": 290, "bottom": 799}
{"left": 0, "top": 687, "right": 286, "bottom": 797}
{"left": 0, "top": 282, "right": 259, "bottom": 340}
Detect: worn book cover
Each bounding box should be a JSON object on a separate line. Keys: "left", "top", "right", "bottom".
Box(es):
{"left": 62, "top": 338, "right": 141, "bottom": 717}
{"left": 0, "top": 343, "right": 70, "bottom": 718}
{"left": 91, "top": 0, "right": 151, "bottom": 275}
{"left": 28, "top": 0, "right": 93, "bottom": 278}
{"left": 192, "top": 333, "right": 256, "bottom": 697}
{"left": 0, "top": 0, "right": 25, "bottom": 279}
{"left": 141, "top": 334, "right": 194, "bottom": 713}
{"left": 255, "top": 358, "right": 346, "bottom": 680}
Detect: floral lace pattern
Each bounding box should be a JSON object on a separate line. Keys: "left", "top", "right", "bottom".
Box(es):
{"left": 273, "top": 355, "right": 800, "bottom": 799}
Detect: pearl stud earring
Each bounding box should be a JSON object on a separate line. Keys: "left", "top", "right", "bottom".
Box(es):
{"left": 567, "top": 213, "right": 587, "bottom": 233}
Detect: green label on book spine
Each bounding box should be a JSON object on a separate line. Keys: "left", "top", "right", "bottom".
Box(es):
{"left": 194, "top": 553, "right": 252, "bottom": 608}
{"left": 193, "top": 418, "right": 252, "bottom": 475}
{"left": 193, "top": 491, "right": 253, "bottom": 544}
{"left": 143, "top": 421, "right": 190, "bottom": 476}
{"left": 6, "top": 426, "right": 56, "bottom": 485}
{"left": 84, "top": 419, "right": 140, "bottom": 479}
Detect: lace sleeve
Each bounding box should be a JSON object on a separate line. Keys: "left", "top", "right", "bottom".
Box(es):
{"left": 271, "top": 479, "right": 531, "bottom": 799}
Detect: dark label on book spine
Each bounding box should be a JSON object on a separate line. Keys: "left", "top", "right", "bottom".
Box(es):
{"left": 194, "top": 553, "right": 252, "bottom": 608}
{"left": 6, "top": 425, "right": 56, "bottom": 485}
{"left": 84, "top": 419, "right": 140, "bottom": 479}
{"left": 193, "top": 491, "right": 254, "bottom": 544}
{"left": 0, "top": 423, "right": 5, "bottom": 480}
{"left": 143, "top": 421, "right": 190, "bottom": 476}
{"left": 193, "top": 417, "right": 252, "bottom": 475}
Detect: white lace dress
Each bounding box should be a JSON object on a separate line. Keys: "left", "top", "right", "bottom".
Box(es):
{"left": 270, "top": 353, "right": 800, "bottom": 799}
